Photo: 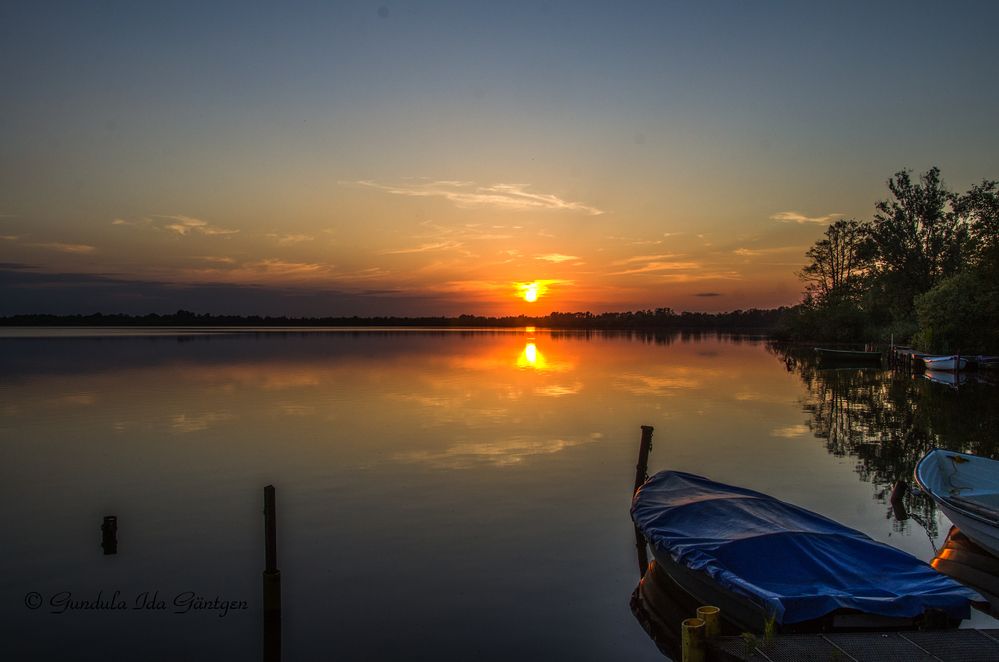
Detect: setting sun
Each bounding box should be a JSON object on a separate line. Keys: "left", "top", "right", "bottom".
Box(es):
{"left": 516, "top": 281, "right": 552, "bottom": 303}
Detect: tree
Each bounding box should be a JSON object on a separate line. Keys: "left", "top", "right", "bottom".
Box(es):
{"left": 953, "top": 179, "right": 999, "bottom": 275}
{"left": 799, "top": 219, "right": 870, "bottom": 302}
{"left": 866, "top": 168, "right": 968, "bottom": 319}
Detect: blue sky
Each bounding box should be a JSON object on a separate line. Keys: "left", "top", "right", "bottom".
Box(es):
{"left": 2, "top": 1, "right": 998, "bottom": 315}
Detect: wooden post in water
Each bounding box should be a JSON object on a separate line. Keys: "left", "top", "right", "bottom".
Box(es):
{"left": 633, "top": 425, "right": 655, "bottom": 494}
{"left": 263, "top": 485, "right": 281, "bottom": 611}
{"left": 633, "top": 426, "right": 655, "bottom": 577}
{"left": 101, "top": 515, "right": 117, "bottom": 555}
{"left": 262, "top": 485, "right": 281, "bottom": 661}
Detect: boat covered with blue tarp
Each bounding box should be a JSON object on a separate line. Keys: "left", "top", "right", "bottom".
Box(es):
{"left": 632, "top": 471, "right": 980, "bottom": 628}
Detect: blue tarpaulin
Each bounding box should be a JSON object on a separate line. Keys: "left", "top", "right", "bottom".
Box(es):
{"left": 632, "top": 471, "right": 979, "bottom": 624}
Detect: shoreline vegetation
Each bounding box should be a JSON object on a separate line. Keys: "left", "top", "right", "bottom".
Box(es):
{"left": 4, "top": 168, "right": 995, "bottom": 352}
{"left": 0, "top": 307, "right": 789, "bottom": 331}
{"left": 782, "top": 167, "right": 998, "bottom": 354}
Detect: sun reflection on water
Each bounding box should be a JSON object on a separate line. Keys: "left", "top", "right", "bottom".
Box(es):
{"left": 516, "top": 341, "right": 548, "bottom": 370}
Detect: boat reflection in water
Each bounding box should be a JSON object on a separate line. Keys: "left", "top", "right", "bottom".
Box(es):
{"left": 631, "top": 561, "right": 729, "bottom": 660}
{"left": 932, "top": 526, "right": 999, "bottom": 615}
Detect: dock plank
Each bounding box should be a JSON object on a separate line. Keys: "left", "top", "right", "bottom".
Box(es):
{"left": 708, "top": 630, "right": 999, "bottom": 661}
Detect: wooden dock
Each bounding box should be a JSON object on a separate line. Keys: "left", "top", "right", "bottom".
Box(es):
{"left": 707, "top": 629, "right": 999, "bottom": 661}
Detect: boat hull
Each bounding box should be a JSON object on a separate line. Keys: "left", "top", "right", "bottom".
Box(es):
{"left": 915, "top": 450, "right": 999, "bottom": 557}
{"left": 934, "top": 504, "right": 999, "bottom": 558}
{"left": 647, "top": 547, "right": 935, "bottom": 632}
{"left": 922, "top": 355, "right": 968, "bottom": 371}
{"left": 632, "top": 471, "right": 977, "bottom": 630}
{"left": 815, "top": 347, "right": 882, "bottom": 362}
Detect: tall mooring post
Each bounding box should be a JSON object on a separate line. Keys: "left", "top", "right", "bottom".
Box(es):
{"left": 262, "top": 485, "right": 281, "bottom": 661}
{"left": 633, "top": 425, "right": 655, "bottom": 577}
{"left": 633, "top": 425, "right": 655, "bottom": 494}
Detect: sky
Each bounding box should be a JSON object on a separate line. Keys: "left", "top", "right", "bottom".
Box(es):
{"left": 2, "top": 1, "right": 998, "bottom": 316}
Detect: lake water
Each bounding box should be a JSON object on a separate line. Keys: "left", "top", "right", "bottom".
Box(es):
{"left": 2, "top": 329, "right": 997, "bottom": 660}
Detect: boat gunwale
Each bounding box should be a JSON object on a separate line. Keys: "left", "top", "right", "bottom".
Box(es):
{"left": 915, "top": 449, "right": 999, "bottom": 529}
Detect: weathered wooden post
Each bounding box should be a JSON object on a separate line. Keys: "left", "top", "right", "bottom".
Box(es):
{"left": 634, "top": 426, "right": 655, "bottom": 576}
{"left": 263, "top": 485, "right": 281, "bottom": 661}
{"left": 263, "top": 485, "right": 281, "bottom": 612}
{"left": 681, "top": 617, "right": 706, "bottom": 662}
{"left": 101, "top": 515, "right": 117, "bottom": 555}
{"left": 633, "top": 425, "right": 655, "bottom": 494}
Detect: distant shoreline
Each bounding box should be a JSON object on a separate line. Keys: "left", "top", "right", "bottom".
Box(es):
{"left": 0, "top": 308, "right": 789, "bottom": 331}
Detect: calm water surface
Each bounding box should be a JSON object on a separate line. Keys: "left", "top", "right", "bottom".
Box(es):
{"left": 2, "top": 329, "right": 997, "bottom": 660}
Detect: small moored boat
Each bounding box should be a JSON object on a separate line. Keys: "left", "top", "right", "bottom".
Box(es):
{"left": 922, "top": 355, "right": 968, "bottom": 371}
{"left": 814, "top": 347, "right": 882, "bottom": 362}
{"left": 916, "top": 449, "right": 999, "bottom": 557}
{"left": 632, "top": 471, "right": 979, "bottom": 632}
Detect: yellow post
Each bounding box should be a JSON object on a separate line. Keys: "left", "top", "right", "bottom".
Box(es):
{"left": 697, "top": 605, "right": 721, "bottom": 638}
{"left": 681, "top": 617, "right": 706, "bottom": 662}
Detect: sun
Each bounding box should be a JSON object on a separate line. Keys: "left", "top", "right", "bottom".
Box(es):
{"left": 515, "top": 280, "right": 557, "bottom": 303}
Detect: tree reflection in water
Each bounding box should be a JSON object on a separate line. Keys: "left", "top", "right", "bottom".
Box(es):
{"left": 768, "top": 342, "right": 999, "bottom": 538}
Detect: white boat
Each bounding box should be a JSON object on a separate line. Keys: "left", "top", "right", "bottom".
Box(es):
{"left": 923, "top": 355, "right": 968, "bottom": 371}
{"left": 915, "top": 449, "right": 999, "bottom": 556}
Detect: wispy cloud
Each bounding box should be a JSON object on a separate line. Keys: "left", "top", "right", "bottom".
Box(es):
{"left": 346, "top": 179, "right": 604, "bottom": 215}
{"left": 535, "top": 253, "right": 579, "bottom": 263}
{"left": 266, "top": 233, "right": 314, "bottom": 246}
{"left": 113, "top": 215, "right": 238, "bottom": 236}
{"left": 380, "top": 240, "right": 465, "bottom": 255}
{"left": 734, "top": 246, "right": 797, "bottom": 256}
{"left": 695, "top": 292, "right": 722, "bottom": 297}
{"left": 171, "top": 411, "right": 235, "bottom": 433}
{"left": 160, "top": 215, "right": 238, "bottom": 236}
{"left": 610, "top": 260, "right": 701, "bottom": 276}
{"left": 771, "top": 211, "right": 842, "bottom": 225}
{"left": 191, "top": 255, "right": 237, "bottom": 264}
{"left": 29, "top": 242, "right": 96, "bottom": 254}
{"left": 611, "top": 253, "right": 679, "bottom": 266}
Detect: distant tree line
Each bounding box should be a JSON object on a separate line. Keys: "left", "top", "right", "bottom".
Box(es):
{"left": 779, "top": 167, "right": 999, "bottom": 352}
{"left": 0, "top": 307, "right": 790, "bottom": 331}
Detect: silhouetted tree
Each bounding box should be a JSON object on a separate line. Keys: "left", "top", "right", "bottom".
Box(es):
{"left": 799, "top": 218, "right": 870, "bottom": 302}
{"left": 866, "top": 168, "right": 968, "bottom": 321}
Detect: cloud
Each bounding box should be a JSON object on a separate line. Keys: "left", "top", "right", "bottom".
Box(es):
{"left": 733, "top": 245, "right": 808, "bottom": 257}
{"left": 160, "top": 215, "right": 238, "bottom": 236}
{"left": 222, "top": 258, "right": 330, "bottom": 278}
{"left": 0, "top": 264, "right": 463, "bottom": 317}
{"left": 535, "top": 253, "right": 579, "bottom": 263}
{"left": 771, "top": 211, "right": 843, "bottom": 225}
{"left": 380, "top": 240, "right": 464, "bottom": 255}
{"left": 114, "top": 215, "right": 238, "bottom": 236}
{"left": 610, "top": 260, "right": 701, "bottom": 276}
{"left": 346, "top": 179, "right": 604, "bottom": 215}
{"left": 191, "top": 255, "right": 237, "bottom": 265}
{"left": 29, "top": 242, "right": 96, "bottom": 254}
{"left": 266, "top": 233, "right": 314, "bottom": 246}
{"left": 694, "top": 292, "right": 722, "bottom": 297}
{"left": 171, "top": 411, "right": 235, "bottom": 433}
{"left": 611, "top": 253, "right": 679, "bottom": 266}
